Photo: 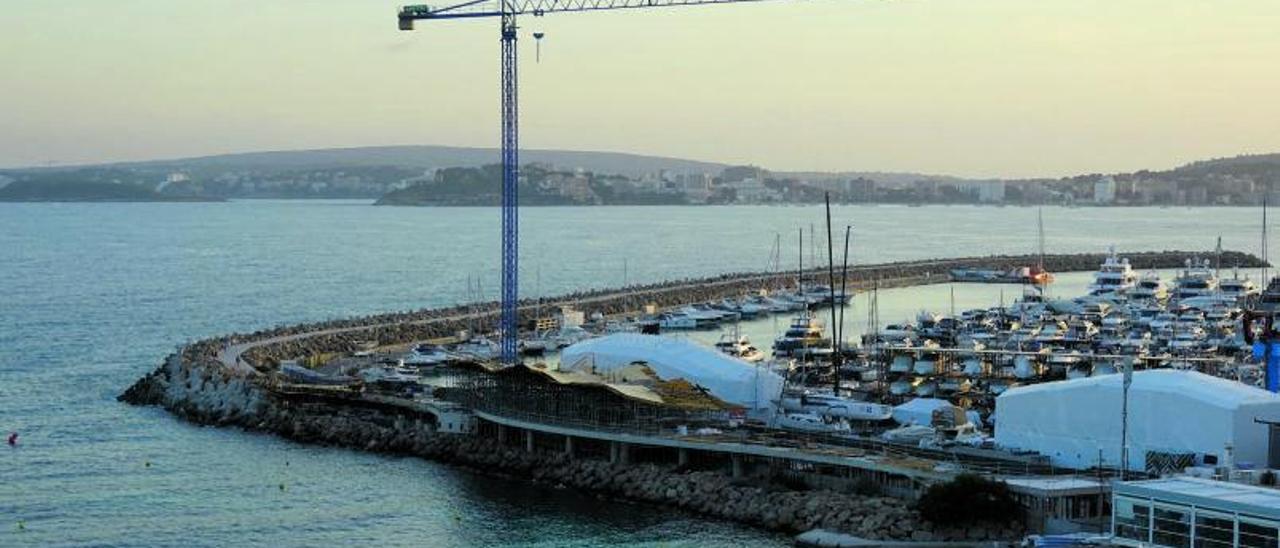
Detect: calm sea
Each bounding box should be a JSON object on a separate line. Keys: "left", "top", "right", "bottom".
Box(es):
{"left": 0, "top": 201, "right": 1270, "bottom": 546}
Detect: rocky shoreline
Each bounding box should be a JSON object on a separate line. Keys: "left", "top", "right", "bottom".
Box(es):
{"left": 121, "top": 353, "right": 1022, "bottom": 542}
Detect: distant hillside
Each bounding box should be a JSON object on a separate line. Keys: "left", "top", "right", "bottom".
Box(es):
{"left": 1166, "top": 153, "right": 1280, "bottom": 179}
{"left": 102, "top": 145, "right": 729, "bottom": 179}
{"left": 0, "top": 179, "right": 219, "bottom": 203}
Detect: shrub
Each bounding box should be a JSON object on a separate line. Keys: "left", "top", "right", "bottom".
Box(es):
{"left": 915, "top": 474, "right": 1022, "bottom": 526}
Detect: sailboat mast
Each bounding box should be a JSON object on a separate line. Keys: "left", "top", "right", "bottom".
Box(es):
{"left": 838, "top": 224, "right": 852, "bottom": 358}
{"left": 824, "top": 193, "right": 840, "bottom": 393}
{"left": 1264, "top": 196, "right": 1270, "bottom": 283}
{"left": 1215, "top": 236, "right": 1223, "bottom": 281}
{"left": 798, "top": 228, "right": 804, "bottom": 298}
{"left": 1037, "top": 207, "right": 1046, "bottom": 271}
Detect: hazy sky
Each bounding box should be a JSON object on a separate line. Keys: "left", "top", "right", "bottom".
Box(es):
{"left": 3, "top": 0, "right": 1278, "bottom": 177}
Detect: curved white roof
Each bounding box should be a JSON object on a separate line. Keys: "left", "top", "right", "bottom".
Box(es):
{"left": 1001, "top": 369, "right": 1276, "bottom": 410}
{"left": 560, "top": 334, "right": 783, "bottom": 412}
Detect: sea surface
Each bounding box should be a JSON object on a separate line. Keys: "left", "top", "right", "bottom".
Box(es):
{"left": 0, "top": 201, "right": 1272, "bottom": 547}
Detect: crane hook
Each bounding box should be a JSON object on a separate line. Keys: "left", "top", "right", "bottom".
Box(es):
{"left": 532, "top": 32, "right": 545, "bottom": 63}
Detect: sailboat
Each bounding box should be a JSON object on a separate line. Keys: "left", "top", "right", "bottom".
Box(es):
{"left": 1028, "top": 207, "right": 1055, "bottom": 286}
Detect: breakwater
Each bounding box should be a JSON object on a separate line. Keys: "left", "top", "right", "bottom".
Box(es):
{"left": 169, "top": 250, "right": 1265, "bottom": 371}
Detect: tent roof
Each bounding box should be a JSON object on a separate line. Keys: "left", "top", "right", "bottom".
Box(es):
{"left": 999, "top": 369, "right": 1279, "bottom": 411}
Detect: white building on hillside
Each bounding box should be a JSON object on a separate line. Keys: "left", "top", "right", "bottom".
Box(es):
{"left": 1094, "top": 176, "right": 1117, "bottom": 204}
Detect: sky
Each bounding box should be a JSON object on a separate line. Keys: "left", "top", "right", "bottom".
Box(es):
{"left": 2, "top": 0, "right": 1279, "bottom": 178}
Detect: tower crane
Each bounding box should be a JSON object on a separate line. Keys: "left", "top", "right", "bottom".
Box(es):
{"left": 398, "top": 0, "right": 807, "bottom": 364}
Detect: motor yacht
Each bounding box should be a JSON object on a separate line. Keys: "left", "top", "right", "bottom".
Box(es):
{"left": 1087, "top": 247, "right": 1138, "bottom": 296}
{"left": 1219, "top": 269, "right": 1259, "bottom": 302}
{"left": 779, "top": 391, "right": 893, "bottom": 421}
{"left": 404, "top": 343, "right": 451, "bottom": 366}
{"left": 1172, "top": 257, "right": 1219, "bottom": 301}
{"left": 656, "top": 312, "right": 698, "bottom": 330}
{"left": 1131, "top": 270, "right": 1169, "bottom": 301}
{"left": 774, "top": 412, "right": 851, "bottom": 434}
{"left": 453, "top": 336, "right": 498, "bottom": 361}
{"left": 772, "top": 313, "right": 830, "bottom": 357}
{"left": 714, "top": 334, "right": 766, "bottom": 363}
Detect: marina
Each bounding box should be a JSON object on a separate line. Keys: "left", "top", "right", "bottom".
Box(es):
{"left": 120, "top": 237, "right": 1280, "bottom": 544}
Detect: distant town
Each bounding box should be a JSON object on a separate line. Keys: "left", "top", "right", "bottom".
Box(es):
{"left": 2, "top": 146, "right": 1278, "bottom": 206}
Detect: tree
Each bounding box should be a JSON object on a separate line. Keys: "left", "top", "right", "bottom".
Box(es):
{"left": 915, "top": 474, "right": 1022, "bottom": 526}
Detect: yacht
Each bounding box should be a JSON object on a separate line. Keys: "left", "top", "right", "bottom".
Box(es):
{"left": 1258, "top": 277, "right": 1280, "bottom": 313}
{"left": 404, "top": 343, "right": 451, "bottom": 366}
{"left": 551, "top": 324, "right": 594, "bottom": 349}
{"left": 913, "top": 355, "right": 939, "bottom": 375}
{"left": 774, "top": 412, "right": 851, "bottom": 434}
{"left": 914, "top": 380, "right": 937, "bottom": 397}
{"left": 454, "top": 336, "right": 498, "bottom": 361}
{"left": 779, "top": 391, "right": 893, "bottom": 421}
{"left": 754, "top": 295, "right": 798, "bottom": 313}
{"left": 772, "top": 313, "right": 830, "bottom": 357}
{"left": 1131, "top": 270, "right": 1169, "bottom": 301}
{"left": 714, "top": 334, "right": 766, "bottom": 363}
{"left": 1087, "top": 247, "right": 1138, "bottom": 296}
{"left": 888, "top": 379, "right": 913, "bottom": 395}
{"left": 722, "top": 298, "right": 767, "bottom": 319}
{"left": 1219, "top": 269, "right": 1259, "bottom": 302}
{"left": 889, "top": 353, "right": 913, "bottom": 374}
{"left": 656, "top": 312, "right": 698, "bottom": 330}
{"left": 1172, "top": 257, "right": 1219, "bottom": 301}
{"left": 519, "top": 338, "right": 548, "bottom": 357}
{"left": 680, "top": 305, "right": 731, "bottom": 326}
{"left": 881, "top": 424, "right": 937, "bottom": 445}
{"left": 877, "top": 323, "right": 915, "bottom": 342}
{"left": 961, "top": 356, "right": 989, "bottom": 377}
{"left": 938, "top": 377, "right": 973, "bottom": 394}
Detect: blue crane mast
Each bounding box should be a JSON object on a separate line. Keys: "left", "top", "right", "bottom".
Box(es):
{"left": 398, "top": 0, "right": 796, "bottom": 364}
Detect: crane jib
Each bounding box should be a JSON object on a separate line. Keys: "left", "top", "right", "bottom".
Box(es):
{"left": 399, "top": 0, "right": 776, "bottom": 21}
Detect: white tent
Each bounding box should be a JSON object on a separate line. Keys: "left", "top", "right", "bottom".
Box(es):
{"left": 891, "top": 398, "right": 959, "bottom": 426}
{"left": 995, "top": 370, "right": 1280, "bottom": 472}
{"left": 560, "top": 334, "right": 783, "bottom": 413}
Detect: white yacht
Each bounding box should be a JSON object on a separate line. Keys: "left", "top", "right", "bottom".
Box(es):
{"left": 1087, "top": 247, "right": 1138, "bottom": 296}
{"left": 1172, "top": 257, "right": 1219, "bottom": 301}
{"left": 679, "top": 305, "right": 730, "bottom": 326}
{"left": 773, "top": 412, "right": 851, "bottom": 434}
{"left": 779, "top": 391, "right": 893, "bottom": 421}
{"left": 714, "top": 334, "right": 766, "bottom": 363}
{"left": 1219, "top": 269, "right": 1259, "bottom": 301}
{"left": 656, "top": 312, "right": 698, "bottom": 330}
{"left": 772, "top": 313, "right": 830, "bottom": 357}
{"left": 454, "top": 336, "right": 498, "bottom": 361}
{"left": 404, "top": 343, "right": 451, "bottom": 366}
{"left": 1131, "top": 270, "right": 1169, "bottom": 301}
